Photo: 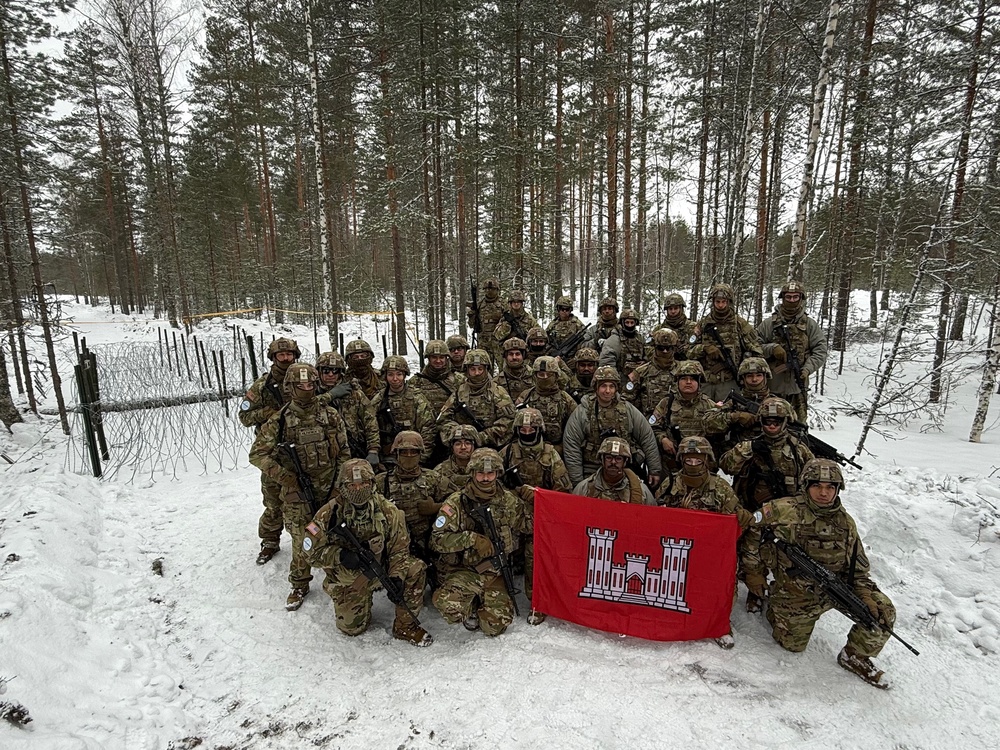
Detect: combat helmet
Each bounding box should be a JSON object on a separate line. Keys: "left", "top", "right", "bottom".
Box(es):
{"left": 708, "top": 282, "right": 736, "bottom": 302}
{"left": 391, "top": 430, "right": 425, "bottom": 452}
{"left": 316, "top": 351, "right": 347, "bottom": 371}
{"left": 446, "top": 335, "right": 470, "bottom": 351}
{"left": 532, "top": 356, "right": 559, "bottom": 374}
{"left": 503, "top": 337, "right": 528, "bottom": 354}
{"left": 556, "top": 295, "right": 574, "bottom": 310}
{"left": 674, "top": 360, "right": 705, "bottom": 381}
{"left": 738, "top": 357, "right": 772, "bottom": 380}
{"left": 651, "top": 329, "right": 679, "bottom": 348}
{"left": 800, "top": 458, "right": 844, "bottom": 488}
{"left": 449, "top": 424, "right": 480, "bottom": 445}
{"left": 574, "top": 347, "right": 599, "bottom": 364}
{"left": 592, "top": 366, "right": 621, "bottom": 387}
{"left": 268, "top": 337, "right": 301, "bottom": 361}
{"left": 283, "top": 362, "right": 319, "bottom": 387}
{"left": 513, "top": 407, "right": 546, "bottom": 430}
{"left": 678, "top": 435, "right": 715, "bottom": 462}
{"left": 597, "top": 436, "right": 632, "bottom": 459}
{"left": 338, "top": 458, "right": 375, "bottom": 486}
{"left": 468, "top": 448, "right": 503, "bottom": 474}
{"left": 759, "top": 396, "right": 794, "bottom": 430}
{"left": 381, "top": 355, "right": 410, "bottom": 375}
{"left": 662, "top": 293, "right": 686, "bottom": 310}
{"left": 345, "top": 339, "right": 374, "bottom": 358}
{"left": 508, "top": 289, "right": 527, "bottom": 303}
{"left": 780, "top": 280, "right": 807, "bottom": 300}
{"left": 424, "top": 340, "right": 449, "bottom": 357}
{"left": 464, "top": 349, "right": 492, "bottom": 367}
{"left": 599, "top": 297, "right": 620, "bottom": 315}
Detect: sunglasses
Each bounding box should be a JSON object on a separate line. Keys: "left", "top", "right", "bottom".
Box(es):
{"left": 318, "top": 367, "right": 343, "bottom": 375}
{"left": 761, "top": 417, "right": 783, "bottom": 427}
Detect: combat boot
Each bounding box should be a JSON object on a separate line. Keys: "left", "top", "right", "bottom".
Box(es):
{"left": 285, "top": 587, "right": 309, "bottom": 611}
{"left": 464, "top": 597, "right": 481, "bottom": 631}
{"left": 714, "top": 630, "right": 735, "bottom": 650}
{"left": 837, "top": 646, "right": 890, "bottom": 690}
{"left": 256, "top": 542, "right": 279, "bottom": 565}
{"left": 745, "top": 592, "right": 764, "bottom": 614}
{"left": 393, "top": 619, "right": 434, "bottom": 647}
{"left": 527, "top": 609, "right": 547, "bottom": 625}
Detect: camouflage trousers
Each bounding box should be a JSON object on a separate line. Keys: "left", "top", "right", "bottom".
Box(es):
{"left": 738, "top": 526, "right": 769, "bottom": 596}
{"left": 523, "top": 536, "right": 535, "bottom": 602}
{"left": 781, "top": 389, "right": 809, "bottom": 424}
{"left": 767, "top": 581, "right": 895, "bottom": 658}
{"left": 433, "top": 568, "right": 514, "bottom": 636}
{"left": 282, "top": 499, "right": 315, "bottom": 589}
{"left": 258, "top": 474, "right": 284, "bottom": 546}
{"left": 322, "top": 557, "right": 427, "bottom": 635}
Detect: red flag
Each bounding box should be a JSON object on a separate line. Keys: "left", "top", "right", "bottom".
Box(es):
{"left": 532, "top": 488, "right": 739, "bottom": 641}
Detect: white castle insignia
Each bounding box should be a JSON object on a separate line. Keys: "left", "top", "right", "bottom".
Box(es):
{"left": 579, "top": 527, "right": 692, "bottom": 612}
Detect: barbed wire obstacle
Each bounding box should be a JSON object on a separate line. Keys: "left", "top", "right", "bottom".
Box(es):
{"left": 63, "top": 331, "right": 259, "bottom": 482}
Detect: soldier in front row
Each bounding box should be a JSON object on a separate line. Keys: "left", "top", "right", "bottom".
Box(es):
{"left": 572, "top": 437, "right": 655, "bottom": 504}
{"left": 303, "top": 459, "right": 432, "bottom": 646}
{"left": 249, "top": 363, "right": 349, "bottom": 611}
{"left": 240, "top": 337, "right": 299, "bottom": 565}
{"left": 756, "top": 459, "right": 896, "bottom": 689}
{"left": 431, "top": 448, "right": 528, "bottom": 637}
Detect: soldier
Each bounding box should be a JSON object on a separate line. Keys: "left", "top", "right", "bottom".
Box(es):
{"left": 467, "top": 277, "right": 505, "bottom": 364}
{"left": 572, "top": 437, "right": 655, "bottom": 504}
{"left": 719, "top": 397, "right": 814, "bottom": 614}
{"left": 446, "top": 334, "right": 471, "bottom": 374}
{"left": 344, "top": 339, "right": 384, "bottom": 400}
{"left": 688, "top": 283, "right": 763, "bottom": 401}
{"left": 704, "top": 357, "right": 772, "bottom": 455}
{"left": 546, "top": 295, "right": 589, "bottom": 359}
{"left": 435, "top": 424, "right": 479, "bottom": 494}
{"left": 249, "top": 363, "right": 349, "bottom": 610}
{"left": 515, "top": 356, "right": 577, "bottom": 453}
{"left": 375, "top": 431, "right": 449, "bottom": 587}
{"left": 303, "top": 459, "right": 432, "bottom": 646}
{"left": 756, "top": 280, "right": 828, "bottom": 423}
{"left": 239, "top": 337, "right": 300, "bottom": 565}
{"left": 650, "top": 360, "right": 721, "bottom": 472}
{"left": 493, "top": 289, "right": 537, "bottom": 349}
{"left": 370, "top": 356, "right": 435, "bottom": 467}
{"left": 593, "top": 297, "right": 620, "bottom": 352}
{"left": 658, "top": 293, "right": 697, "bottom": 360}
{"left": 656, "top": 436, "right": 754, "bottom": 649}
{"left": 598, "top": 308, "right": 647, "bottom": 378}
{"left": 567, "top": 346, "right": 599, "bottom": 402}
{"left": 438, "top": 349, "right": 516, "bottom": 449}
{"left": 499, "top": 408, "right": 571, "bottom": 625}
{"left": 562, "top": 366, "right": 661, "bottom": 488}
{"left": 756, "top": 459, "right": 896, "bottom": 688}
{"left": 495, "top": 337, "right": 533, "bottom": 403}
{"left": 410, "top": 339, "right": 464, "bottom": 464}
{"left": 625, "top": 328, "right": 678, "bottom": 417}
{"left": 524, "top": 325, "right": 574, "bottom": 384}
{"left": 316, "top": 351, "right": 380, "bottom": 467}
{"left": 431, "top": 448, "right": 528, "bottom": 637}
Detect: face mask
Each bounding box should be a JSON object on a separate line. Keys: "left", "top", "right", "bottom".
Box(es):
{"left": 291, "top": 385, "right": 316, "bottom": 405}
{"left": 781, "top": 298, "right": 803, "bottom": 317}
{"left": 397, "top": 454, "right": 420, "bottom": 472}
{"left": 680, "top": 457, "right": 709, "bottom": 488}
{"left": 341, "top": 485, "right": 373, "bottom": 507}
{"left": 517, "top": 429, "right": 542, "bottom": 447}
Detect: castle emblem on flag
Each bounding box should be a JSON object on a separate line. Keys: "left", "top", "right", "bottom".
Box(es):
{"left": 579, "top": 527, "right": 692, "bottom": 613}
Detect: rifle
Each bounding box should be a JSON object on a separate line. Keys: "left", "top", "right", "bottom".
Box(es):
{"left": 762, "top": 529, "right": 919, "bottom": 656}
{"left": 703, "top": 323, "right": 739, "bottom": 380}
{"left": 330, "top": 518, "right": 422, "bottom": 627}
{"left": 454, "top": 400, "right": 487, "bottom": 432}
{"left": 502, "top": 310, "right": 528, "bottom": 342}
{"left": 467, "top": 501, "right": 521, "bottom": 616}
{"left": 549, "top": 323, "right": 594, "bottom": 360}
{"left": 278, "top": 442, "right": 320, "bottom": 515}
{"left": 749, "top": 437, "right": 791, "bottom": 501}
{"left": 774, "top": 323, "right": 806, "bottom": 391}
{"left": 726, "top": 389, "right": 863, "bottom": 471}
{"left": 469, "top": 276, "right": 481, "bottom": 343}
{"left": 376, "top": 387, "right": 401, "bottom": 452}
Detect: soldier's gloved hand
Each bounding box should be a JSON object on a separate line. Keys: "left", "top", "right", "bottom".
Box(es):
{"left": 417, "top": 498, "right": 441, "bottom": 517}
{"left": 751, "top": 438, "right": 770, "bottom": 457}
{"left": 278, "top": 471, "right": 299, "bottom": 489}
{"left": 660, "top": 437, "right": 676, "bottom": 455}
{"left": 366, "top": 451, "right": 380, "bottom": 470}
{"left": 730, "top": 411, "right": 756, "bottom": 427}
{"left": 470, "top": 533, "right": 495, "bottom": 559}
{"left": 771, "top": 345, "right": 787, "bottom": 363}
{"left": 386, "top": 576, "right": 406, "bottom": 606}
{"left": 328, "top": 381, "right": 353, "bottom": 400}
{"left": 704, "top": 344, "right": 722, "bottom": 361}
{"left": 859, "top": 589, "right": 881, "bottom": 622}
{"left": 340, "top": 548, "right": 363, "bottom": 571}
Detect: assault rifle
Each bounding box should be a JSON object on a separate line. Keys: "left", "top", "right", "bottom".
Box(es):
{"left": 726, "top": 389, "right": 863, "bottom": 470}
{"left": 454, "top": 401, "right": 487, "bottom": 432}
{"left": 331, "top": 518, "right": 422, "bottom": 627}
{"left": 246, "top": 334, "right": 260, "bottom": 379}
{"left": 376, "top": 387, "right": 401, "bottom": 455}
{"left": 763, "top": 529, "right": 919, "bottom": 656}
{"left": 467, "top": 501, "right": 521, "bottom": 616}
{"left": 469, "top": 276, "right": 481, "bottom": 337}
{"left": 750, "top": 436, "right": 792, "bottom": 501}
{"left": 502, "top": 310, "right": 528, "bottom": 342}
{"left": 774, "top": 323, "right": 806, "bottom": 391}
{"left": 702, "top": 323, "right": 740, "bottom": 380}
{"left": 278, "top": 442, "right": 319, "bottom": 515}
{"left": 549, "top": 323, "right": 594, "bottom": 360}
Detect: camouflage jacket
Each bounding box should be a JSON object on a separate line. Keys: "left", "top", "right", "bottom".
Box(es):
{"left": 756, "top": 308, "right": 828, "bottom": 396}
{"left": 546, "top": 315, "right": 590, "bottom": 357}
{"left": 374, "top": 466, "right": 450, "bottom": 542}
{"left": 592, "top": 321, "right": 619, "bottom": 353}
{"left": 249, "top": 399, "right": 349, "bottom": 502}
{"left": 572, "top": 469, "right": 654, "bottom": 504}
{"left": 350, "top": 366, "right": 384, "bottom": 401}
{"left": 515, "top": 387, "right": 578, "bottom": 447}
{"left": 625, "top": 358, "right": 676, "bottom": 417}
{"left": 433, "top": 456, "right": 472, "bottom": 495}
{"left": 598, "top": 329, "right": 647, "bottom": 377}
{"left": 438, "top": 378, "right": 515, "bottom": 448}
{"left": 719, "top": 434, "right": 815, "bottom": 510}
{"left": 319, "top": 381, "right": 379, "bottom": 458}
{"left": 658, "top": 316, "right": 698, "bottom": 360}
{"left": 500, "top": 442, "right": 572, "bottom": 508}
{"left": 495, "top": 365, "right": 533, "bottom": 403}
{"left": 657, "top": 474, "right": 753, "bottom": 528}
{"left": 369, "top": 385, "right": 436, "bottom": 463}
{"left": 650, "top": 391, "right": 720, "bottom": 447}
{"left": 689, "top": 313, "right": 763, "bottom": 385}
{"left": 494, "top": 311, "right": 538, "bottom": 344}
{"left": 468, "top": 295, "right": 505, "bottom": 338}
{"left": 408, "top": 367, "right": 464, "bottom": 418}
{"left": 430, "top": 485, "right": 527, "bottom": 577}
{"left": 238, "top": 368, "right": 288, "bottom": 431}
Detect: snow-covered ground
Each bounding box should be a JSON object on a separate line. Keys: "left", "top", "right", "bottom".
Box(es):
{"left": 1, "top": 299, "right": 999, "bottom": 749}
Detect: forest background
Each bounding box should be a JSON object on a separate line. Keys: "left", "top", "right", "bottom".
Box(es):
{"left": 1, "top": 0, "right": 999, "bottom": 433}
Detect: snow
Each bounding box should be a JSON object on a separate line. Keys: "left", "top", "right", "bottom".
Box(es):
{"left": 1, "top": 300, "right": 999, "bottom": 749}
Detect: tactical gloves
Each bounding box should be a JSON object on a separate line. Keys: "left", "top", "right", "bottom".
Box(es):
{"left": 730, "top": 411, "right": 756, "bottom": 427}
{"left": 417, "top": 499, "right": 441, "bottom": 517}
{"left": 771, "top": 345, "right": 787, "bottom": 363}
{"left": 704, "top": 344, "right": 722, "bottom": 361}
{"left": 340, "top": 548, "right": 363, "bottom": 571}
{"left": 470, "top": 532, "right": 495, "bottom": 560}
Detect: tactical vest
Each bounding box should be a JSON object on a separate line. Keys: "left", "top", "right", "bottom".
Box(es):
{"left": 700, "top": 316, "right": 751, "bottom": 382}
{"left": 519, "top": 388, "right": 572, "bottom": 445}
{"left": 381, "top": 470, "right": 439, "bottom": 537}
{"left": 586, "top": 469, "right": 645, "bottom": 504}
{"left": 773, "top": 314, "right": 811, "bottom": 358}
{"left": 736, "top": 436, "right": 808, "bottom": 508}
{"left": 411, "top": 371, "right": 457, "bottom": 415}
{"left": 503, "top": 443, "right": 555, "bottom": 489}
{"left": 455, "top": 381, "right": 504, "bottom": 425}
{"left": 374, "top": 388, "right": 423, "bottom": 452}
{"left": 629, "top": 361, "right": 676, "bottom": 417}
{"left": 619, "top": 333, "right": 647, "bottom": 376}
{"left": 279, "top": 405, "right": 340, "bottom": 478}
{"left": 784, "top": 503, "right": 855, "bottom": 574}
{"left": 477, "top": 298, "right": 505, "bottom": 336}
{"left": 496, "top": 368, "right": 533, "bottom": 402}
{"left": 332, "top": 493, "right": 392, "bottom": 565}
{"left": 593, "top": 322, "right": 618, "bottom": 352}
{"left": 581, "top": 396, "right": 630, "bottom": 468}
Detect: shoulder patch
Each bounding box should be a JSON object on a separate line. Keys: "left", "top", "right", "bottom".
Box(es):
{"left": 441, "top": 504, "right": 455, "bottom": 517}
{"left": 649, "top": 415, "right": 656, "bottom": 425}
{"left": 240, "top": 399, "right": 252, "bottom": 411}
{"left": 306, "top": 522, "right": 321, "bottom": 536}
{"left": 302, "top": 536, "right": 313, "bottom": 551}
{"left": 434, "top": 515, "right": 447, "bottom": 528}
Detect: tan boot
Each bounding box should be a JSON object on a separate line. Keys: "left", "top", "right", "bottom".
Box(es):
{"left": 285, "top": 587, "right": 309, "bottom": 611}
{"left": 256, "top": 542, "right": 279, "bottom": 565}
{"left": 837, "top": 646, "right": 890, "bottom": 689}
{"left": 393, "top": 619, "right": 434, "bottom": 647}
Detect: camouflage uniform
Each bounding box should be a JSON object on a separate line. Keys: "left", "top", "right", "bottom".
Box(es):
{"left": 592, "top": 297, "right": 620, "bottom": 353}
{"left": 562, "top": 368, "right": 662, "bottom": 486}
{"left": 649, "top": 361, "right": 722, "bottom": 472}
{"left": 658, "top": 293, "right": 697, "bottom": 361}
{"left": 515, "top": 357, "right": 578, "bottom": 452}
{"left": 316, "top": 352, "right": 380, "bottom": 461}
{"left": 598, "top": 308, "right": 647, "bottom": 378}
{"left": 688, "top": 283, "right": 763, "bottom": 401}
{"left": 703, "top": 357, "right": 772, "bottom": 455}
{"left": 344, "top": 339, "right": 384, "bottom": 400}
{"left": 467, "top": 278, "right": 506, "bottom": 364}
{"left": 446, "top": 334, "right": 471, "bottom": 375}
{"left": 408, "top": 342, "right": 465, "bottom": 418}
{"left": 719, "top": 398, "right": 814, "bottom": 605}
{"left": 493, "top": 290, "right": 537, "bottom": 350}
{"left": 545, "top": 295, "right": 590, "bottom": 359}
{"left": 566, "top": 347, "right": 599, "bottom": 403}
{"left": 756, "top": 281, "right": 828, "bottom": 423}
{"left": 239, "top": 338, "right": 299, "bottom": 555}
{"left": 369, "top": 355, "right": 436, "bottom": 466}
{"left": 495, "top": 338, "right": 534, "bottom": 402}
{"left": 438, "top": 349, "right": 515, "bottom": 448}
{"left": 435, "top": 454, "right": 473, "bottom": 495}
{"left": 571, "top": 438, "right": 655, "bottom": 504}
{"left": 304, "top": 460, "right": 429, "bottom": 643}
{"left": 625, "top": 329, "right": 678, "bottom": 417}
{"left": 758, "top": 460, "right": 895, "bottom": 670}
{"left": 431, "top": 449, "right": 528, "bottom": 636}
{"left": 249, "top": 364, "right": 348, "bottom": 601}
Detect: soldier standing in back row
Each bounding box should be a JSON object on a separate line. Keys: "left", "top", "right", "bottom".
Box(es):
{"left": 658, "top": 293, "right": 697, "bottom": 361}
{"left": 344, "top": 339, "right": 384, "bottom": 400}
{"left": 515, "top": 356, "right": 577, "bottom": 454}
{"left": 447, "top": 334, "right": 471, "bottom": 374}
{"left": 409, "top": 339, "right": 464, "bottom": 465}
{"left": 467, "top": 278, "right": 505, "bottom": 364}
{"left": 592, "top": 297, "right": 620, "bottom": 352}
{"left": 598, "top": 308, "right": 647, "bottom": 378}
{"left": 239, "top": 337, "right": 299, "bottom": 565}
{"left": 756, "top": 280, "right": 828, "bottom": 423}
{"left": 316, "top": 351, "right": 380, "bottom": 466}
{"left": 249, "top": 363, "right": 349, "bottom": 611}
{"left": 689, "top": 283, "right": 763, "bottom": 401}
{"left": 493, "top": 290, "right": 537, "bottom": 350}
{"left": 546, "top": 295, "right": 590, "bottom": 359}
{"left": 625, "top": 328, "right": 678, "bottom": 417}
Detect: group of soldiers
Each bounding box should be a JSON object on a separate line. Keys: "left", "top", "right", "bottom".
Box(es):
{"left": 236, "top": 280, "right": 897, "bottom": 689}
